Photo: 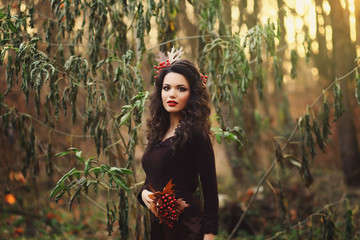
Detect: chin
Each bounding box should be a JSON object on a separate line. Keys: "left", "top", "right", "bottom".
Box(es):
{"left": 167, "top": 109, "right": 180, "bottom": 113}
{"left": 165, "top": 107, "right": 184, "bottom": 113}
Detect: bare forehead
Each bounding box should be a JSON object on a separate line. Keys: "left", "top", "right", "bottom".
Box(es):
{"left": 163, "top": 72, "right": 189, "bottom": 86}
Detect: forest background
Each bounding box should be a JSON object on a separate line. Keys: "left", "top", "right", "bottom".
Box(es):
{"left": 1, "top": 0, "right": 360, "bottom": 239}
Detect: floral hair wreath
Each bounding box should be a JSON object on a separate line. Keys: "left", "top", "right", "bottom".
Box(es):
{"left": 153, "top": 47, "right": 208, "bottom": 86}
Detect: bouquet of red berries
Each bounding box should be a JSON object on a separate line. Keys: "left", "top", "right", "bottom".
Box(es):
{"left": 149, "top": 179, "right": 189, "bottom": 228}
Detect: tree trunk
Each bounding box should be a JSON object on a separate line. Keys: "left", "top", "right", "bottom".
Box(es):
{"left": 314, "top": 0, "right": 332, "bottom": 80}
{"left": 329, "top": 0, "right": 360, "bottom": 187}
{"left": 355, "top": 0, "right": 360, "bottom": 47}
{"left": 230, "top": 0, "right": 262, "bottom": 181}
{"left": 175, "top": 1, "right": 199, "bottom": 59}
{"left": 222, "top": 0, "right": 232, "bottom": 35}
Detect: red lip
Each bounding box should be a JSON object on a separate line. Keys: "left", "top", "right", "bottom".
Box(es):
{"left": 167, "top": 100, "right": 178, "bottom": 106}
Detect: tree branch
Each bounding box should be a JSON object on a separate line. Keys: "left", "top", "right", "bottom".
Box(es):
{"left": 227, "top": 64, "right": 360, "bottom": 239}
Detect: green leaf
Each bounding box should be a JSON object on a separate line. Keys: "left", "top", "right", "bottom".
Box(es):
{"left": 305, "top": 113, "right": 316, "bottom": 160}
{"left": 355, "top": 69, "right": 360, "bottom": 106}
{"left": 96, "top": 59, "right": 107, "bottom": 69}
{"left": 121, "top": 105, "right": 132, "bottom": 110}
{"left": 273, "top": 139, "right": 284, "bottom": 168}
{"left": 300, "top": 153, "right": 313, "bottom": 188}
{"left": 90, "top": 167, "right": 101, "bottom": 178}
{"left": 5, "top": 55, "right": 14, "bottom": 96}
{"left": 299, "top": 118, "right": 313, "bottom": 188}
{"left": 286, "top": 157, "right": 301, "bottom": 169}
{"left": 333, "top": 80, "right": 345, "bottom": 121}
{"left": 119, "top": 168, "right": 132, "bottom": 175}
{"left": 55, "top": 151, "right": 71, "bottom": 157}
{"left": 75, "top": 151, "right": 82, "bottom": 158}
{"left": 75, "top": 150, "right": 85, "bottom": 163}
{"left": 119, "top": 111, "right": 132, "bottom": 126}
{"left": 110, "top": 167, "right": 132, "bottom": 175}
{"left": 46, "top": 143, "right": 53, "bottom": 176}
{"left": 0, "top": 47, "right": 8, "bottom": 65}
{"left": 106, "top": 202, "right": 115, "bottom": 236}
{"left": 290, "top": 50, "right": 298, "bottom": 79}
{"left": 112, "top": 176, "right": 129, "bottom": 190}
{"left": 100, "top": 164, "right": 111, "bottom": 173}
{"left": 136, "top": 2, "right": 145, "bottom": 56}
{"left": 322, "top": 211, "right": 336, "bottom": 239}
{"left": 215, "top": 134, "right": 222, "bottom": 143}
{"left": 54, "top": 186, "right": 67, "bottom": 202}
{"left": 8, "top": 21, "right": 18, "bottom": 33}
{"left": 312, "top": 118, "right": 325, "bottom": 152}
{"left": 51, "top": 165, "right": 73, "bottom": 198}
{"left": 71, "top": 171, "right": 81, "bottom": 179}
{"left": 273, "top": 57, "right": 283, "bottom": 89}
{"left": 322, "top": 98, "right": 331, "bottom": 142}
{"left": 211, "top": 126, "right": 245, "bottom": 148}
{"left": 303, "top": 34, "right": 312, "bottom": 65}
{"left": 49, "top": 181, "right": 64, "bottom": 199}
{"left": 345, "top": 199, "right": 354, "bottom": 239}
{"left": 68, "top": 186, "right": 82, "bottom": 212}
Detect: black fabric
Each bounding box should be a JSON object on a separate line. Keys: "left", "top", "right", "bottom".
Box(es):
{"left": 137, "top": 131, "right": 219, "bottom": 239}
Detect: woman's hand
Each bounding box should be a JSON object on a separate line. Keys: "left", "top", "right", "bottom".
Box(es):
{"left": 203, "top": 233, "right": 215, "bottom": 240}
{"left": 141, "top": 189, "right": 153, "bottom": 209}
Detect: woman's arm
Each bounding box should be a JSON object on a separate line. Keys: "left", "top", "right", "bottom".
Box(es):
{"left": 204, "top": 233, "right": 215, "bottom": 240}
{"left": 192, "top": 132, "right": 219, "bottom": 235}
{"left": 137, "top": 178, "right": 152, "bottom": 207}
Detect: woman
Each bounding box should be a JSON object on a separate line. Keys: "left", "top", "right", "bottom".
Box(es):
{"left": 137, "top": 56, "right": 219, "bottom": 240}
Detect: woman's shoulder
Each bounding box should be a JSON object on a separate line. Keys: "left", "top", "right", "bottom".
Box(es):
{"left": 188, "top": 128, "right": 211, "bottom": 145}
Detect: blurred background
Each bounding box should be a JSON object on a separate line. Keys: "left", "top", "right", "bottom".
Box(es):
{"left": 0, "top": 0, "right": 360, "bottom": 239}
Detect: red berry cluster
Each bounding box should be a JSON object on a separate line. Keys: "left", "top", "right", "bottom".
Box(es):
{"left": 153, "top": 60, "right": 171, "bottom": 79}
{"left": 148, "top": 179, "right": 189, "bottom": 228}
{"left": 154, "top": 193, "right": 182, "bottom": 228}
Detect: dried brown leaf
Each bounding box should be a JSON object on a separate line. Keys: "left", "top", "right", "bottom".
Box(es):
{"left": 155, "top": 47, "right": 184, "bottom": 65}
{"left": 167, "top": 47, "right": 184, "bottom": 65}
{"left": 176, "top": 198, "right": 189, "bottom": 211}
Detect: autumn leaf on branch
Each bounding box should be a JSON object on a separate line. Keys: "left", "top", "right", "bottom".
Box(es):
{"left": 149, "top": 179, "right": 189, "bottom": 228}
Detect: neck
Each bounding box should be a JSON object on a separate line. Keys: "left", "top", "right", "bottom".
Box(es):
{"left": 168, "top": 112, "right": 183, "bottom": 131}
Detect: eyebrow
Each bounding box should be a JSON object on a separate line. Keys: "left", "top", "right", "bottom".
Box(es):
{"left": 163, "top": 83, "right": 187, "bottom": 87}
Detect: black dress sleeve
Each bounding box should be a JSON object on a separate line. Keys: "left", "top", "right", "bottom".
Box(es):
{"left": 192, "top": 133, "right": 219, "bottom": 235}
{"left": 137, "top": 178, "right": 150, "bottom": 208}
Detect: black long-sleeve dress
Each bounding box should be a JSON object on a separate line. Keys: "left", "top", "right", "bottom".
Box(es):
{"left": 137, "top": 131, "right": 219, "bottom": 240}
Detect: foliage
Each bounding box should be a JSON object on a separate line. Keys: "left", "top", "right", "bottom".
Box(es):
{"left": 1, "top": 0, "right": 360, "bottom": 239}
{"left": 1, "top": 1, "right": 148, "bottom": 236}
{"left": 212, "top": 126, "right": 246, "bottom": 149}
{"left": 201, "top": 21, "right": 281, "bottom": 126}
{"left": 48, "top": 148, "right": 132, "bottom": 235}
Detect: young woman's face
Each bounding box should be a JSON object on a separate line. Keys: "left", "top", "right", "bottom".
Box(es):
{"left": 161, "top": 72, "right": 191, "bottom": 114}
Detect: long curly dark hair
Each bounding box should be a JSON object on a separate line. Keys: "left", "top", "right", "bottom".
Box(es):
{"left": 146, "top": 59, "right": 211, "bottom": 150}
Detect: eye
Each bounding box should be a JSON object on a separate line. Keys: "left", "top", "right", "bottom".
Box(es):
{"left": 179, "top": 87, "right": 187, "bottom": 92}
{"left": 162, "top": 86, "right": 170, "bottom": 91}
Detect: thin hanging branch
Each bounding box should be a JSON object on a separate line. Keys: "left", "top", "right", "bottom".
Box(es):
{"left": 227, "top": 64, "right": 360, "bottom": 240}
{"left": 266, "top": 197, "right": 346, "bottom": 240}
{"left": 0, "top": 102, "right": 91, "bottom": 138}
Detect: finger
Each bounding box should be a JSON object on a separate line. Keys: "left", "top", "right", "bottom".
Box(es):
{"left": 145, "top": 196, "right": 153, "bottom": 202}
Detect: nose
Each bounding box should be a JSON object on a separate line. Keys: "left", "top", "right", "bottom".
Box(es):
{"left": 169, "top": 88, "right": 176, "bottom": 99}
